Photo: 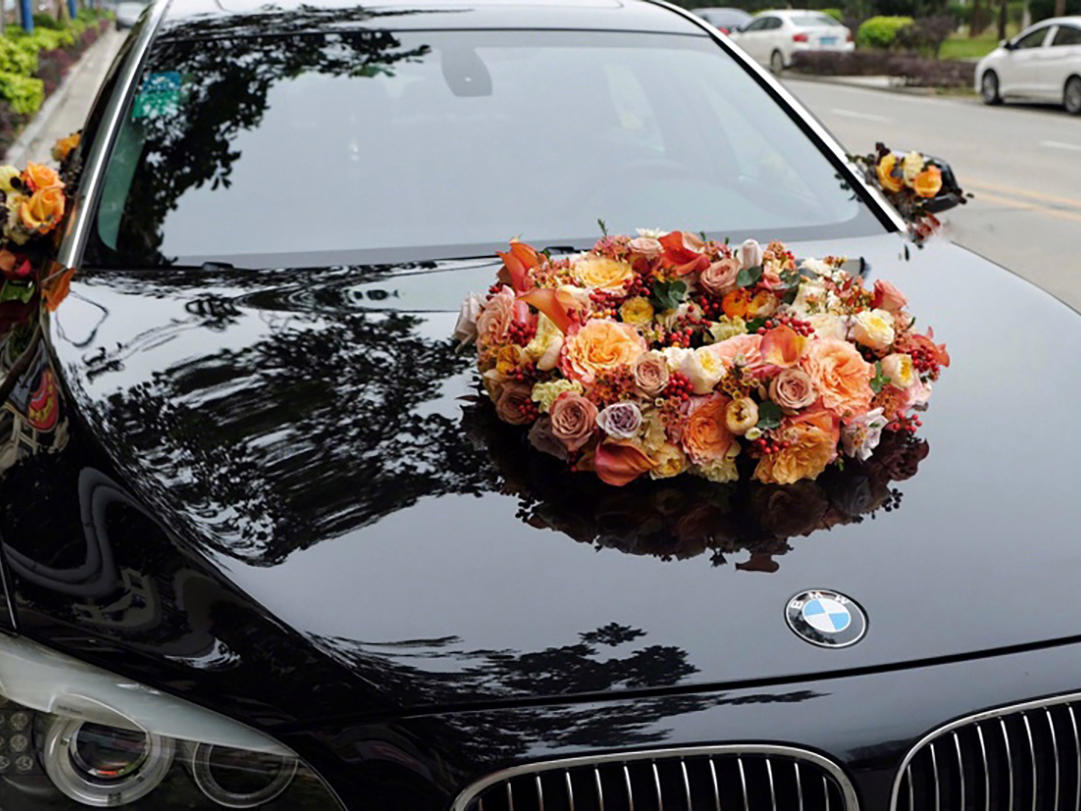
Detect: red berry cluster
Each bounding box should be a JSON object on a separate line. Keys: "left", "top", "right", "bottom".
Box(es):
{"left": 663, "top": 372, "right": 693, "bottom": 401}
{"left": 506, "top": 320, "right": 537, "bottom": 346}
{"left": 516, "top": 400, "right": 540, "bottom": 421}
{"left": 623, "top": 270, "right": 651, "bottom": 298}
{"left": 589, "top": 289, "right": 624, "bottom": 309}
{"left": 754, "top": 315, "right": 813, "bottom": 337}
{"left": 751, "top": 435, "right": 793, "bottom": 456}
{"left": 886, "top": 414, "right": 922, "bottom": 434}
{"left": 694, "top": 295, "right": 725, "bottom": 319}
{"left": 508, "top": 365, "right": 537, "bottom": 385}
{"left": 908, "top": 345, "right": 941, "bottom": 379}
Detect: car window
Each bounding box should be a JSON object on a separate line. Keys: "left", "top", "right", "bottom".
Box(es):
{"left": 1015, "top": 27, "right": 1050, "bottom": 48}
{"left": 743, "top": 17, "right": 769, "bottom": 31}
{"left": 88, "top": 29, "right": 881, "bottom": 269}
{"left": 1052, "top": 25, "right": 1081, "bottom": 45}
{"left": 765, "top": 16, "right": 784, "bottom": 29}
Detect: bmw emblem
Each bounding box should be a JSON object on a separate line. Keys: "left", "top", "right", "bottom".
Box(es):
{"left": 786, "top": 589, "right": 866, "bottom": 648}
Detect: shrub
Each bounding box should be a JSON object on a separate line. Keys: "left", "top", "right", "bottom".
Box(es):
{"left": 0, "top": 71, "right": 44, "bottom": 115}
{"left": 820, "top": 7, "right": 844, "bottom": 21}
{"left": 857, "top": 15, "right": 915, "bottom": 49}
{"left": 0, "top": 38, "right": 38, "bottom": 76}
{"left": 790, "top": 49, "right": 975, "bottom": 87}
{"left": 894, "top": 15, "right": 956, "bottom": 57}
{"left": 32, "top": 12, "right": 64, "bottom": 30}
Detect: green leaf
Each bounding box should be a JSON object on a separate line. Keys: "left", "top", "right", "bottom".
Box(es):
{"left": 597, "top": 218, "right": 608, "bottom": 237}
{"left": 650, "top": 280, "right": 687, "bottom": 313}
{"left": 0, "top": 280, "right": 33, "bottom": 303}
{"left": 736, "top": 264, "right": 763, "bottom": 288}
{"left": 779, "top": 268, "right": 801, "bottom": 291}
{"left": 756, "top": 400, "right": 783, "bottom": 430}
{"left": 870, "top": 361, "right": 892, "bottom": 394}
{"left": 745, "top": 317, "right": 767, "bottom": 333}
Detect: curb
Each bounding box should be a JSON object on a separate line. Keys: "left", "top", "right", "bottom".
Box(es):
{"left": 782, "top": 73, "right": 973, "bottom": 97}
{"left": 5, "top": 27, "right": 119, "bottom": 166}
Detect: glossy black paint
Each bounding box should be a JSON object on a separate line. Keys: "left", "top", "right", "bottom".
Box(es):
{"left": 2, "top": 0, "right": 1081, "bottom": 808}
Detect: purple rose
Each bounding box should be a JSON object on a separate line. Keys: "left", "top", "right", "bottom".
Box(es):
{"left": 596, "top": 402, "right": 643, "bottom": 439}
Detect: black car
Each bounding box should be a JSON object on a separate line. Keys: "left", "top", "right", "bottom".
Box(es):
{"left": 1, "top": 0, "right": 1080, "bottom": 808}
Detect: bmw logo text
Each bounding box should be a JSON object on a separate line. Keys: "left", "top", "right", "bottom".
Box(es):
{"left": 785, "top": 589, "right": 866, "bottom": 648}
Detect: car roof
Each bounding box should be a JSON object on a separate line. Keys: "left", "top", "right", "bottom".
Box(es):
{"left": 1039, "top": 15, "right": 1081, "bottom": 25}
{"left": 155, "top": 0, "right": 710, "bottom": 39}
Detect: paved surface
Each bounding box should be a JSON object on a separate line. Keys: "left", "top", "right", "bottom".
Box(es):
{"left": 6, "top": 28, "right": 125, "bottom": 167}
{"left": 785, "top": 78, "right": 1081, "bottom": 311}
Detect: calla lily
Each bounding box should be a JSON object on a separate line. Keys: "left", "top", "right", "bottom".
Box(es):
{"left": 594, "top": 441, "right": 654, "bottom": 487}
{"left": 497, "top": 241, "right": 541, "bottom": 293}
{"left": 519, "top": 287, "right": 579, "bottom": 334}
{"left": 659, "top": 231, "right": 709, "bottom": 276}
{"left": 761, "top": 325, "right": 805, "bottom": 368}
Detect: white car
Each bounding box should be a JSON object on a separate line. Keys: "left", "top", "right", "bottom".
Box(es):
{"left": 976, "top": 16, "right": 1081, "bottom": 114}
{"left": 729, "top": 9, "right": 854, "bottom": 74}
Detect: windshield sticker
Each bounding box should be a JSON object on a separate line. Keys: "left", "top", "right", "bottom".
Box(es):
{"left": 132, "top": 71, "right": 182, "bottom": 120}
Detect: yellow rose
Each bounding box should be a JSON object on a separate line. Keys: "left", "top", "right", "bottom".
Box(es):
{"left": 18, "top": 186, "right": 65, "bottom": 234}
{"left": 649, "top": 442, "right": 689, "bottom": 479}
{"left": 850, "top": 308, "right": 895, "bottom": 352}
{"left": 572, "top": 256, "right": 634, "bottom": 292}
{"left": 0, "top": 165, "right": 19, "bottom": 195}
{"left": 914, "top": 166, "right": 943, "bottom": 198}
{"left": 21, "top": 162, "right": 62, "bottom": 192}
{"left": 530, "top": 379, "right": 583, "bottom": 413}
{"left": 881, "top": 353, "right": 916, "bottom": 388}
{"left": 876, "top": 153, "right": 904, "bottom": 194}
{"left": 495, "top": 344, "right": 523, "bottom": 376}
{"left": 708, "top": 315, "right": 746, "bottom": 343}
{"left": 697, "top": 444, "right": 741, "bottom": 483}
{"left": 619, "top": 296, "right": 654, "bottom": 325}
{"left": 561, "top": 318, "right": 647, "bottom": 384}
{"left": 678, "top": 345, "right": 729, "bottom": 395}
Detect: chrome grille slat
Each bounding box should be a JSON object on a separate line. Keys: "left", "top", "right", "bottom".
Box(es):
{"left": 454, "top": 745, "right": 858, "bottom": 811}
{"left": 892, "top": 693, "right": 1081, "bottom": 811}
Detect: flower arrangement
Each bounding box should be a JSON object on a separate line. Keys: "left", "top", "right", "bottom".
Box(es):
{"left": 853, "top": 142, "right": 966, "bottom": 243}
{"left": 457, "top": 228, "right": 948, "bottom": 488}
{"left": 0, "top": 132, "right": 78, "bottom": 310}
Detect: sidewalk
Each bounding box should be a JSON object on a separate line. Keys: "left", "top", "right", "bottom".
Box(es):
{"left": 5, "top": 28, "right": 125, "bottom": 166}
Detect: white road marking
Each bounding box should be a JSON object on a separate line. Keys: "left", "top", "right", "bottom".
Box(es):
{"left": 1040, "top": 139, "right": 1081, "bottom": 152}
{"left": 830, "top": 107, "right": 892, "bottom": 122}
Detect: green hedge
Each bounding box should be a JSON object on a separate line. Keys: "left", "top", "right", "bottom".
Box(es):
{"left": 0, "top": 72, "right": 43, "bottom": 115}
{"left": 0, "top": 39, "right": 38, "bottom": 76}
{"left": 821, "top": 7, "right": 844, "bottom": 21}
{"left": 857, "top": 15, "right": 915, "bottom": 48}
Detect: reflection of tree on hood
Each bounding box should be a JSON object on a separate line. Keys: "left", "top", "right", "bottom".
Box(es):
{"left": 98, "top": 19, "right": 432, "bottom": 266}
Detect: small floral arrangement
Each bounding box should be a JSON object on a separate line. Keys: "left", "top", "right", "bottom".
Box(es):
{"left": 854, "top": 142, "right": 965, "bottom": 243}
{"left": 456, "top": 228, "right": 948, "bottom": 488}
{"left": 0, "top": 132, "right": 79, "bottom": 310}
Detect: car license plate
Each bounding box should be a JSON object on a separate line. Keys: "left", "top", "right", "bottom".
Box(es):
{"left": 819, "top": 36, "right": 838, "bottom": 45}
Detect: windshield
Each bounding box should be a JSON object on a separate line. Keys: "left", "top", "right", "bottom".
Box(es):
{"left": 88, "top": 29, "right": 882, "bottom": 269}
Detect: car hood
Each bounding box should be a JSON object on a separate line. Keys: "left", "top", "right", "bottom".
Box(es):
{"left": 8, "top": 233, "right": 1081, "bottom": 721}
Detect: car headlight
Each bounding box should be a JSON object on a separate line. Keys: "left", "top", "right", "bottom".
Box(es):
{"left": 0, "top": 634, "right": 341, "bottom": 809}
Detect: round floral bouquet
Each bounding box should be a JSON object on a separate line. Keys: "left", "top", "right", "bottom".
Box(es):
{"left": 456, "top": 229, "right": 948, "bottom": 488}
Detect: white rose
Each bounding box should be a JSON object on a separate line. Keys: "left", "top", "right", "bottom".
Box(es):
{"left": 881, "top": 353, "right": 916, "bottom": 388}
{"left": 453, "top": 293, "right": 484, "bottom": 348}
{"left": 807, "top": 313, "right": 848, "bottom": 341}
{"left": 524, "top": 314, "right": 564, "bottom": 371}
{"left": 679, "top": 346, "right": 729, "bottom": 395}
{"left": 737, "top": 238, "right": 763, "bottom": 269}
{"left": 850, "top": 308, "right": 896, "bottom": 352}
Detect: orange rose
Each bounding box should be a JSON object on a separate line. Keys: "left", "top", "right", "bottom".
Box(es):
{"left": 754, "top": 412, "right": 838, "bottom": 484}
{"left": 876, "top": 154, "right": 904, "bottom": 194}
{"left": 914, "top": 166, "right": 943, "bottom": 198}
{"left": 681, "top": 393, "right": 734, "bottom": 464}
{"left": 560, "top": 318, "right": 646, "bottom": 385}
{"left": 19, "top": 186, "right": 66, "bottom": 234}
{"left": 21, "top": 162, "right": 62, "bottom": 192}
{"left": 800, "top": 338, "right": 873, "bottom": 417}
{"left": 52, "top": 132, "right": 80, "bottom": 163}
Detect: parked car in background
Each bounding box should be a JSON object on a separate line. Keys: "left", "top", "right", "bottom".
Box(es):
{"left": 691, "top": 6, "right": 751, "bottom": 34}
{"left": 729, "top": 9, "right": 853, "bottom": 73}
{"left": 977, "top": 16, "right": 1081, "bottom": 114}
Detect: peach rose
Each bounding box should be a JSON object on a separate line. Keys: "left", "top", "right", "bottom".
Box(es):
{"left": 561, "top": 318, "right": 647, "bottom": 385}
{"left": 19, "top": 187, "right": 65, "bottom": 234}
{"left": 769, "top": 367, "right": 817, "bottom": 413}
{"left": 21, "top": 162, "right": 62, "bottom": 192}
{"left": 800, "top": 338, "right": 874, "bottom": 417}
{"left": 681, "top": 393, "right": 735, "bottom": 464}
{"left": 550, "top": 393, "right": 598, "bottom": 451}
{"left": 753, "top": 412, "right": 838, "bottom": 485}
{"left": 633, "top": 351, "right": 669, "bottom": 396}
{"left": 476, "top": 286, "right": 516, "bottom": 348}
{"left": 699, "top": 257, "right": 740, "bottom": 297}
{"left": 628, "top": 236, "right": 662, "bottom": 260}
{"left": 914, "top": 166, "right": 942, "bottom": 198}
{"left": 712, "top": 333, "right": 763, "bottom": 370}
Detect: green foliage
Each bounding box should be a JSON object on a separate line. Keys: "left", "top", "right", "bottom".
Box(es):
{"left": 821, "top": 7, "right": 844, "bottom": 21}
{"left": 870, "top": 361, "right": 892, "bottom": 393}
{"left": 650, "top": 280, "right": 687, "bottom": 312}
{"left": 32, "top": 12, "right": 63, "bottom": 30}
{"left": 0, "top": 39, "right": 38, "bottom": 76}
{"left": 736, "top": 264, "right": 763, "bottom": 287}
{"left": 856, "top": 15, "right": 915, "bottom": 48}
{"left": 756, "top": 401, "right": 783, "bottom": 430}
{"left": 1031, "top": 0, "right": 1081, "bottom": 22}
{"left": 0, "top": 71, "right": 43, "bottom": 115}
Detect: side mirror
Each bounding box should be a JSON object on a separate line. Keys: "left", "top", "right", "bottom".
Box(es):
{"left": 921, "top": 157, "right": 965, "bottom": 214}
{"left": 1002, "top": 39, "right": 1017, "bottom": 50}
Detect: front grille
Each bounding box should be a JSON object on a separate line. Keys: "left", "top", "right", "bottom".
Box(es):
{"left": 452, "top": 745, "right": 858, "bottom": 811}
{"left": 893, "top": 692, "right": 1081, "bottom": 810}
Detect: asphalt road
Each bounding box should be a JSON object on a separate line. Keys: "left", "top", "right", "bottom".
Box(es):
{"left": 784, "top": 78, "right": 1081, "bottom": 312}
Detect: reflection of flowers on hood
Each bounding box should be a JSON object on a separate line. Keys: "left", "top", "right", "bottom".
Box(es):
{"left": 463, "top": 401, "right": 927, "bottom": 574}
